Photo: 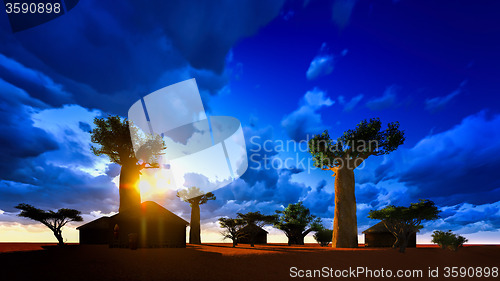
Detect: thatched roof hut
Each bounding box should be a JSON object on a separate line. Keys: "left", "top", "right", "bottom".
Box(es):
{"left": 362, "top": 222, "right": 416, "bottom": 248}
{"left": 78, "top": 201, "right": 188, "bottom": 248}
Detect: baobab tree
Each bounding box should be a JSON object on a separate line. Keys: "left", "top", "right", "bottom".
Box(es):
{"left": 308, "top": 118, "right": 405, "bottom": 248}
{"left": 90, "top": 116, "right": 165, "bottom": 212}
{"left": 177, "top": 186, "right": 216, "bottom": 244}
{"left": 274, "top": 202, "right": 323, "bottom": 245}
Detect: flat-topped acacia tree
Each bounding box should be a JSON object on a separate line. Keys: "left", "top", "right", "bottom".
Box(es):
{"left": 308, "top": 118, "right": 405, "bottom": 248}
{"left": 15, "top": 203, "right": 83, "bottom": 246}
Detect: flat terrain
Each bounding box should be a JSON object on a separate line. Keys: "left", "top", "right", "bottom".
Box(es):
{"left": 0, "top": 243, "right": 498, "bottom": 280}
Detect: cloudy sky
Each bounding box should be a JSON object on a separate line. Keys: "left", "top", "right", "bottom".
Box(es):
{"left": 1, "top": 0, "right": 499, "bottom": 244}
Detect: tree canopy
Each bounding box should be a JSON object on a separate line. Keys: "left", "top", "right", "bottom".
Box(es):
{"left": 15, "top": 203, "right": 83, "bottom": 246}
{"left": 274, "top": 202, "right": 323, "bottom": 245}
{"left": 218, "top": 217, "right": 246, "bottom": 247}
{"left": 308, "top": 118, "right": 405, "bottom": 170}
{"left": 368, "top": 199, "right": 440, "bottom": 253}
{"left": 177, "top": 186, "right": 216, "bottom": 207}
{"left": 90, "top": 115, "right": 165, "bottom": 211}
{"left": 237, "top": 211, "right": 276, "bottom": 247}
{"left": 90, "top": 115, "right": 165, "bottom": 167}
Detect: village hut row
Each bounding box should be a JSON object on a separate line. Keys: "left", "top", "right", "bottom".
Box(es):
{"left": 78, "top": 202, "right": 414, "bottom": 248}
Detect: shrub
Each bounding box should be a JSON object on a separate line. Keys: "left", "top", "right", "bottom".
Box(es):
{"left": 314, "top": 229, "right": 333, "bottom": 247}
{"left": 431, "top": 230, "right": 468, "bottom": 251}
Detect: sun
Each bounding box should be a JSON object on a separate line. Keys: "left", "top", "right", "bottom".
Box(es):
{"left": 138, "top": 168, "right": 176, "bottom": 201}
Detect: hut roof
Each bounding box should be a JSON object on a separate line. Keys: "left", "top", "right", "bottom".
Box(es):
{"left": 240, "top": 224, "right": 268, "bottom": 234}
{"left": 114, "top": 201, "right": 189, "bottom": 225}
{"left": 77, "top": 201, "right": 188, "bottom": 230}
{"left": 362, "top": 222, "right": 390, "bottom": 234}
{"left": 76, "top": 216, "right": 110, "bottom": 230}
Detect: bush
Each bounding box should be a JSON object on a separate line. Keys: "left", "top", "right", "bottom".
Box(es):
{"left": 314, "top": 229, "right": 333, "bottom": 247}
{"left": 431, "top": 230, "right": 468, "bottom": 251}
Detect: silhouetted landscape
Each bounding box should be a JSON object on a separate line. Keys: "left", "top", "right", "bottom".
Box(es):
{"left": 1, "top": 243, "right": 498, "bottom": 281}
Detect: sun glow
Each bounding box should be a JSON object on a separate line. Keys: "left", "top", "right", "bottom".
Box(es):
{"left": 138, "top": 168, "right": 177, "bottom": 201}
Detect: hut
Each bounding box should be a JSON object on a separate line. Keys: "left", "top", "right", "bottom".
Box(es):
{"left": 362, "top": 222, "right": 416, "bottom": 248}
{"left": 77, "top": 201, "right": 188, "bottom": 248}
{"left": 237, "top": 224, "right": 268, "bottom": 244}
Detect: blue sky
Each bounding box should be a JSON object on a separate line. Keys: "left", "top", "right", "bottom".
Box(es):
{"left": 0, "top": 0, "right": 499, "bottom": 243}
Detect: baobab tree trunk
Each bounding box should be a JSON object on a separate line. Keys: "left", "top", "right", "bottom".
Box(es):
{"left": 119, "top": 164, "right": 141, "bottom": 212}
{"left": 190, "top": 203, "right": 201, "bottom": 244}
{"left": 332, "top": 167, "right": 358, "bottom": 248}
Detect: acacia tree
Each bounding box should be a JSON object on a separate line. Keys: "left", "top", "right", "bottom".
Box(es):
{"left": 90, "top": 116, "right": 165, "bottom": 212}
{"left": 177, "top": 186, "right": 216, "bottom": 244}
{"left": 218, "top": 217, "right": 246, "bottom": 247}
{"left": 368, "top": 199, "right": 440, "bottom": 253}
{"left": 308, "top": 118, "right": 405, "bottom": 248}
{"left": 274, "top": 202, "right": 323, "bottom": 245}
{"left": 15, "top": 203, "right": 83, "bottom": 246}
{"left": 237, "top": 211, "right": 276, "bottom": 247}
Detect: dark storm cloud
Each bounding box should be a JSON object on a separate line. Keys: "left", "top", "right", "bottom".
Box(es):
{"left": 351, "top": 111, "right": 500, "bottom": 207}
{"left": 396, "top": 111, "right": 500, "bottom": 205}
{"left": 0, "top": 54, "right": 72, "bottom": 107}
{"left": 0, "top": 81, "right": 59, "bottom": 177}
{"left": 0, "top": 91, "right": 118, "bottom": 215}
{"left": 0, "top": 0, "right": 285, "bottom": 114}
{"left": 0, "top": 0, "right": 287, "bottom": 225}
{"left": 0, "top": 158, "right": 118, "bottom": 214}
{"left": 124, "top": 0, "right": 285, "bottom": 73}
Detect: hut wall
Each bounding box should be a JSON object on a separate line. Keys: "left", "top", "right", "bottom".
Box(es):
{"left": 111, "top": 218, "right": 186, "bottom": 248}
{"left": 79, "top": 228, "right": 109, "bottom": 244}
{"left": 365, "top": 232, "right": 417, "bottom": 248}
{"left": 239, "top": 231, "right": 267, "bottom": 244}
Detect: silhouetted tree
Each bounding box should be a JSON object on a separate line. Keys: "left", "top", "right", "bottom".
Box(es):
{"left": 177, "top": 186, "right": 216, "bottom": 244}
{"left": 274, "top": 202, "right": 323, "bottom": 245}
{"left": 218, "top": 217, "right": 246, "bottom": 247}
{"left": 237, "top": 211, "right": 276, "bottom": 247}
{"left": 90, "top": 116, "right": 165, "bottom": 212}
{"left": 309, "top": 118, "right": 405, "bottom": 248}
{"left": 368, "top": 199, "right": 440, "bottom": 253}
{"left": 314, "top": 228, "right": 333, "bottom": 247}
{"left": 15, "top": 203, "right": 83, "bottom": 246}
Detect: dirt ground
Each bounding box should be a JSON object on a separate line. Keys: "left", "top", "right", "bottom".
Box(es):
{"left": 0, "top": 243, "right": 498, "bottom": 280}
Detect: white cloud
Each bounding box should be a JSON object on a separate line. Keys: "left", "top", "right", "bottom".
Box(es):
{"left": 306, "top": 43, "right": 347, "bottom": 80}
{"left": 425, "top": 80, "right": 467, "bottom": 112}
{"left": 281, "top": 88, "right": 334, "bottom": 141}
{"left": 366, "top": 85, "right": 398, "bottom": 110}
{"left": 306, "top": 55, "right": 334, "bottom": 80}
{"left": 304, "top": 88, "right": 334, "bottom": 109}
{"left": 338, "top": 94, "right": 363, "bottom": 112}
